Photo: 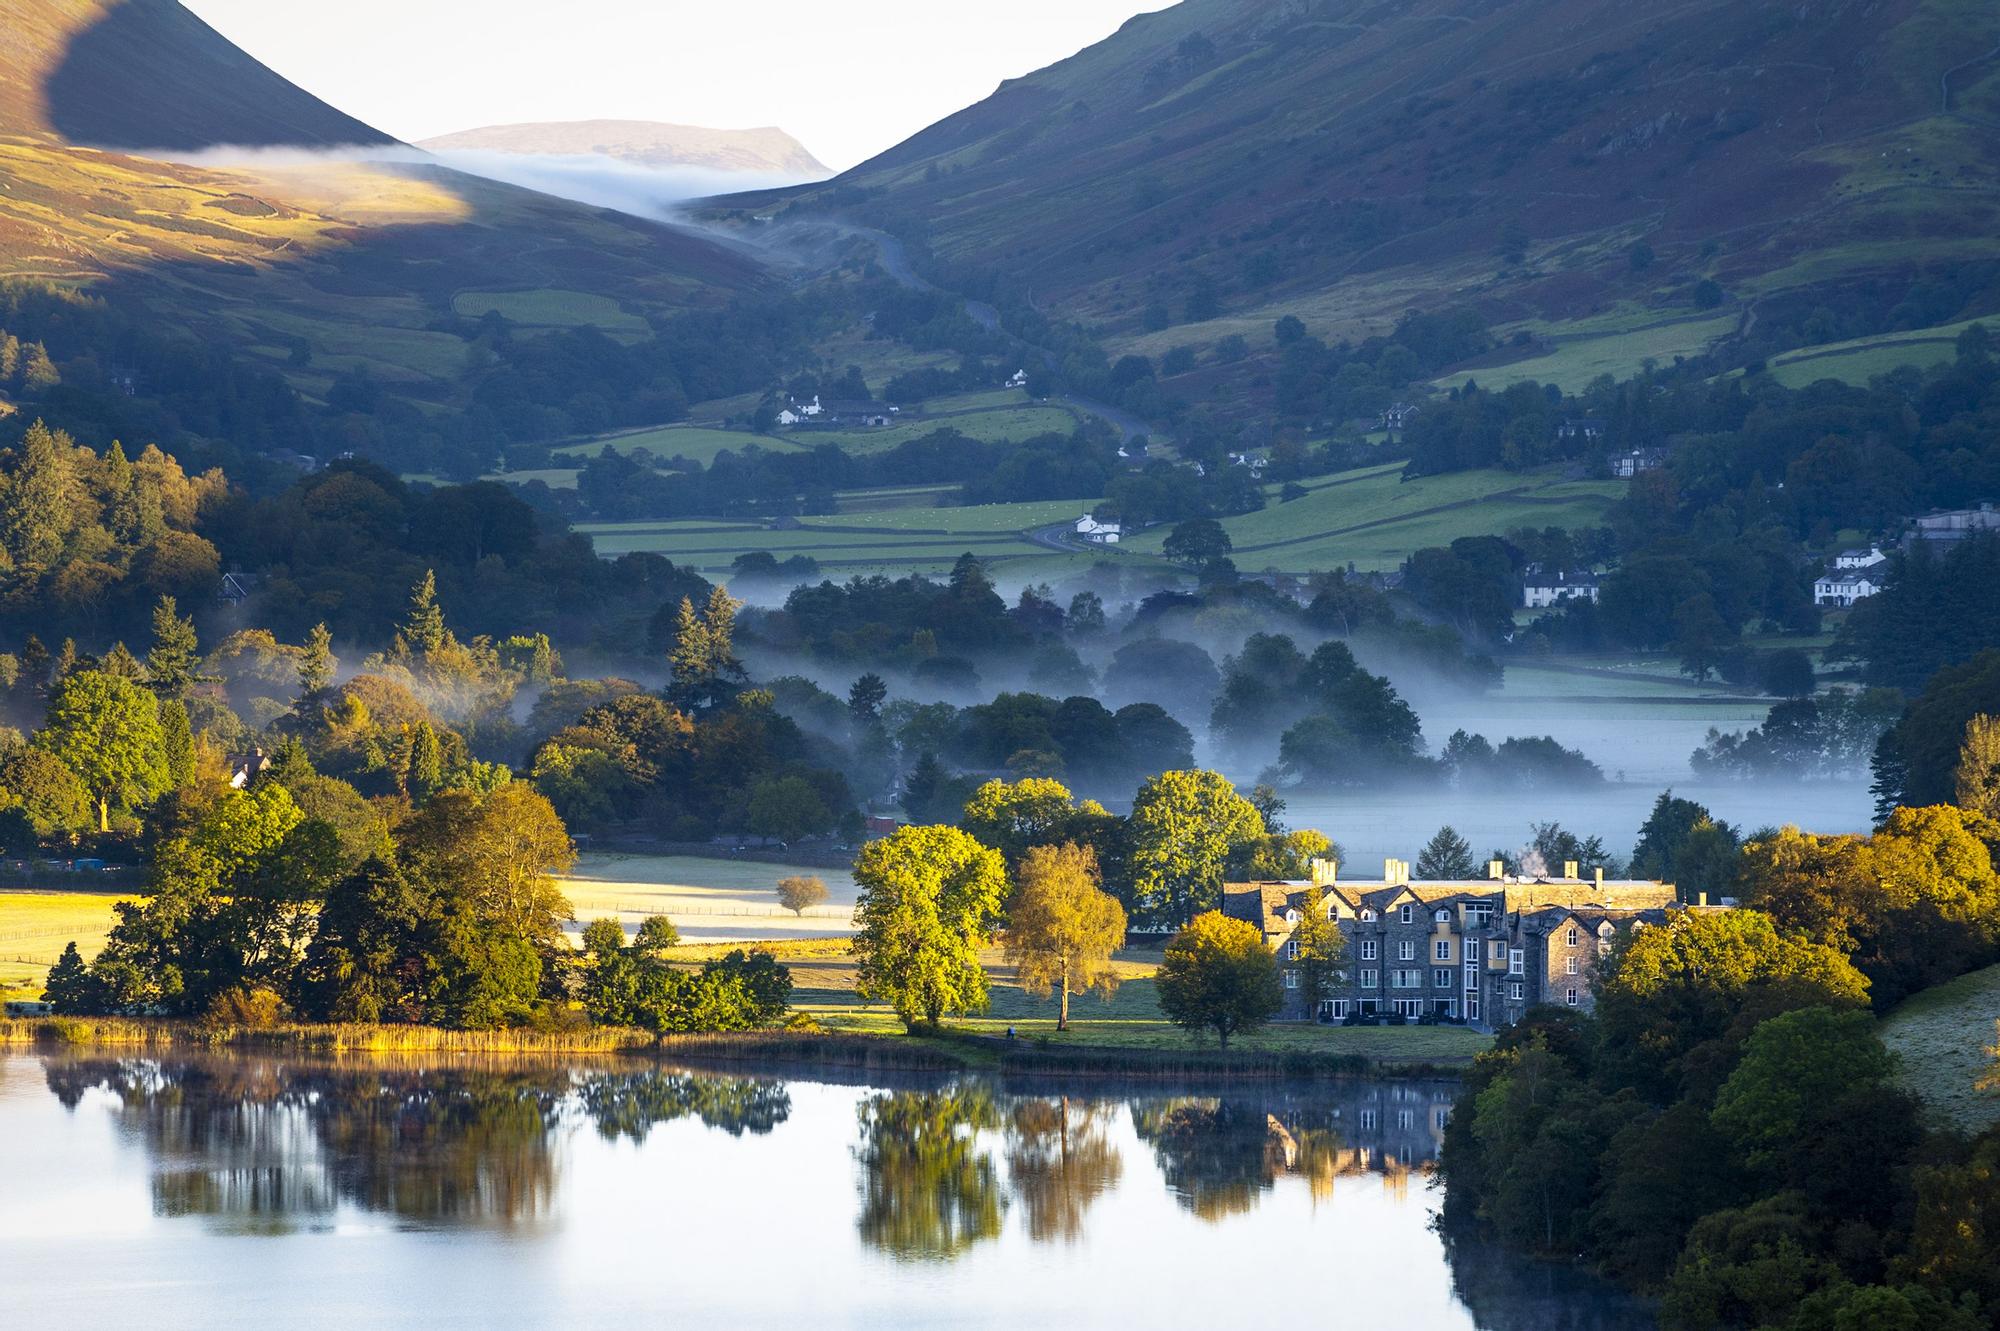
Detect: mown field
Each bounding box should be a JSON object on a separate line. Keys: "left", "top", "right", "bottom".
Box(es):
{"left": 675, "top": 936, "right": 1493, "bottom": 1058}
{"left": 451, "top": 288, "right": 650, "bottom": 336}
{"left": 552, "top": 424, "right": 807, "bottom": 466}
{"left": 1761, "top": 317, "right": 1986, "bottom": 388}
{"left": 0, "top": 889, "right": 131, "bottom": 1000}
{"left": 561, "top": 853, "right": 858, "bottom": 945}
{"left": 1436, "top": 310, "right": 1741, "bottom": 393}
{"left": 1881, "top": 962, "right": 2000, "bottom": 1133}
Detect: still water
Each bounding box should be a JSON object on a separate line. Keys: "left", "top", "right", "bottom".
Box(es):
{"left": 0, "top": 1054, "right": 1651, "bottom": 1329}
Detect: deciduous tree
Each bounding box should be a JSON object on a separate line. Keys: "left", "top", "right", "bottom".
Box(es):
{"left": 852, "top": 824, "right": 1007, "bottom": 1030}
{"left": 1127, "top": 770, "right": 1265, "bottom": 927}
{"left": 1155, "top": 910, "right": 1282, "bottom": 1048}
{"left": 1003, "top": 843, "right": 1127, "bottom": 1029}
{"left": 37, "top": 668, "right": 170, "bottom": 831}
{"left": 776, "top": 874, "right": 829, "bottom": 917}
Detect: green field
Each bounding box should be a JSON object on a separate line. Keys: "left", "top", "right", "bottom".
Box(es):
{"left": 452, "top": 288, "right": 650, "bottom": 335}
{"left": 554, "top": 424, "right": 806, "bottom": 465}
{"left": 1881, "top": 963, "right": 2000, "bottom": 1133}
{"left": 1437, "top": 311, "right": 1741, "bottom": 393}
{"left": 1761, "top": 317, "right": 1987, "bottom": 388}
{"left": 790, "top": 404, "right": 1080, "bottom": 453}
{"left": 1121, "top": 464, "right": 1625, "bottom": 572}
{"left": 579, "top": 498, "right": 1090, "bottom": 572}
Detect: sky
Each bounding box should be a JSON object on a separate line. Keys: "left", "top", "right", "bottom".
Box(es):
{"left": 181, "top": 1, "right": 1180, "bottom": 172}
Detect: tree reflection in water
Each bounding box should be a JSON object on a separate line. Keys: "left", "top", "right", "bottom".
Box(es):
{"left": 1005, "top": 1096, "right": 1122, "bottom": 1243}
{"left": 852, "top": 1085, "right": 1007, "bottom": 1261}
{"left": 42, "top": 1057, "right": 793, "bottom": 1233}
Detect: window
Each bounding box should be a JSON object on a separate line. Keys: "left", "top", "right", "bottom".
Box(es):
{"left": 1392, "top": 969, "right": 1422, "bottom": 989}
{"left": 1435, "top": 1108, "right": 1451, "bottom": 1130}
{"left": 1565, "top": 957, "right": 1579, "bottom": 976}
{"left": 1466, "top": 991, "right": 1480, "bottom": 1021}
{"left": 1434, "top": 939, "right": 1452, "bottom": 961}
{"left": 1285, "top": 939, "right": 1300, "bottom": 961}
{"left": 1284, "top": 909, "right": 1301, "bottom": 926}
{"left": 1565, "top": 987, "right": 1580, "bottom": 1007}
{"left": 1464, "top": 958, "right": 1478, "bottom": 987}
{"left": 1489, "top": 939, "right": 1506, "bottom": 961}
{"left": 1508, "top": 981, "right": 1524, "bottom": 1001}
{"left": 1360, "top": 969, "right": 1379, "bottom": 989}
{"left": 1320, "top": 999, "right": 1348, "bottom": 1021}
{"left": 1360, "top": 940, "right": 1378, "bottom": 961}
{"left": 1435, "top": 908, "right": 1451, "bottom": 924}
{"left": 1284, "top": 969, "right": 1299, "bottom": 989}
{"left": 1508, "top": 948, "right": 1524, "bottom": 975}
{"left": 1466, "top": 903, "right": 1494, "bottom": 927}
{"left": 1433, "top": 968, "right": 1452, "bottom": 989}
{"left": 1359, "top": 1109, "right": 1377, "bottom": 1131}
{"left": 1360, "top": 908, "right": 1377, "bottom": 922}
{"left": 1566, "top": 925, "right": 1580, "bottom": 947}
{"left": 1392, "top": 999, "right": 1424, "bottom": 1018}
{"left": 1397, "top": 1109, "right": 1415, "bottom": 1131}
{"left": 1398, "top": 940, "right": 1416, "bottom": 961}
{"left": 1398, "top": 904, "right": 1414, "bottom": 925}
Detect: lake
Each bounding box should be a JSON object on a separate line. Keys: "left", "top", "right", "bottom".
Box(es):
{"left": 0, "top": 1052, "right": 1652, "bottom": 1328}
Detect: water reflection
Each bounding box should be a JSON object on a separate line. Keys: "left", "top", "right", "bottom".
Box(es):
{"left": 14, "top": 1055, "right": 1650, "bottom": 1328}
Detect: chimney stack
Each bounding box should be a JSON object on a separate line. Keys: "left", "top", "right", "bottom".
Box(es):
{"left": 1310, "top": 857, "right": 1338, "bottom": 887}
{"left": 1563, "top": 860, "right": 1579, "bottom": 881}
{"left": 1595, "top": 867, "right": 1605, "bottom": 890}
{"left": 1488, "top": 860, "right": 1505, "bottom": 880}
{"left": 1698, "top": 891, "right": 1708, "bottom": 908}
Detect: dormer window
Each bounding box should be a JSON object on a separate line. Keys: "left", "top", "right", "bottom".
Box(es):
{"left": 1435, "top": 909, "right": 1452, "bottom": 924}
{"left": 1566, "top": 926, "right": 1580, "bottom": 947}
{"left": 1361, "top": 909, "right": 1377, "bottom": 923}
{"left": 1398, "top": 904, "right": 1414, "bottom": 925}
{"left": 1284, "top": 909, "right": 1301, "bottom": 925}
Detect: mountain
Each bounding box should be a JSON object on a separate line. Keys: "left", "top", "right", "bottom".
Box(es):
{"left": 0, "top": 0, "right": 759, "bottom": 407}
{"left": 737, "top": 0, "right": 2000, "bottom": 375}
{"left": 419, "top": 120, "right": 827, "bottom": 177}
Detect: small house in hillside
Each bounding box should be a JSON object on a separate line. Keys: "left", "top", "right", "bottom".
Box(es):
{"left": 1522, "top": 567, "right": 1600, "bottom": 609}
{"left": 776, "top": 394, "right": 823, "bottom": 427}
{"left": 1611, "top": 447, "right": 1667, "bottom": 478}
{"left": 1007, "top": 368, "right": 1030, "bottom": 389}
{"left": 1835, "top": 546, "right": 1887, "bottom": 571}
{"left": 821, "top": 400, "right": 897, "bottom": 428}
{"left": 1075, "top": 515, "right": 1122, "bottom": 545}
{"left": 1814, "top": 569, "right": 1882, "bottom": 608}
{"left": 1378, "top": 402, "right": 1419, "bottom": 432}
{"left": 227, "top": 748, "right": 273, "bottom": 790}
{"left": 217, "top": 572, "right": 257, "bottom": 607}
{"left": 1555, "top": 418, "right": 1605, "bottom": 443}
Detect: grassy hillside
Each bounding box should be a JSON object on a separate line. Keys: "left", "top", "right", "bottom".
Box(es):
{"left": 0, "top": 1, "right": 759, "bottom": 398}
{"left": 728, "top": 0, "right": 2000, "bottom": 388}
{"left": 1881, "top": 962, "right": 2000, "bottom": 1133}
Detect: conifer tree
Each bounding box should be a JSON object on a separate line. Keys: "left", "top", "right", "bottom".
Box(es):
{"left": 703, "top": 585, "right": 742, "bottom": 680}
{"left": 146, "top": 595, "right": 200, "bottom": 701}
{"left": 406, "top": 720, "right": 444, "bottom": 803}
{"left": 1416, "top": 825, "right": 1478, "bottom": 880}
{"left": 298, "top": 622, "right": 335, "bottom": 701}
{"left": 667, "top": 596, "right": 709, "bottom": 697}
{"left": 159, "top": 698, "right": 195, "bottom": 789}
{"left": 1954, "top": 713, "right": 2000, "bottom": 821}
{"left": 402, "top": 570, "right": 448, "bottom": 653}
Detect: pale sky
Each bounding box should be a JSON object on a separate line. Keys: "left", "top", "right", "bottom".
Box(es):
{"left": 182, "top": 1, "right": 1179, "bottom": 171}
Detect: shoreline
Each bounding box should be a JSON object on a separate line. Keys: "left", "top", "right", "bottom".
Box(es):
{"left": 0, "top": 1017, "right": 1472, "bottom": 1083}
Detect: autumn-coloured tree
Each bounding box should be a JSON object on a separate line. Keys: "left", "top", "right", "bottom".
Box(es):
{"left": 1003, "top": 843, "right": 1127, "bottom": 1030}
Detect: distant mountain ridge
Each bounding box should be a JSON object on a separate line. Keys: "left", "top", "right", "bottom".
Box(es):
{"left": 420, "top": 120, "right": 827, "bottom": 177}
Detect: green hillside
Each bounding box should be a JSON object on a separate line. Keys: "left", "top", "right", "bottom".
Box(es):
{"left": 1881, "top": 962, "right": 2000, "bottom": 1133}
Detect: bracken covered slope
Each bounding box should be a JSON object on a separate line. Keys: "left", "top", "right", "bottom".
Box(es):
{"left": 755, "top": 0, "right": 2000, "bottom": 346}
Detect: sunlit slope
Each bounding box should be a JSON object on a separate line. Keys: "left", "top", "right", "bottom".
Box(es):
{"left": 0, "top": 0, "right": 761, "bottom": 395}
{"left": 752, "top": 0, "right": 2000, "bottom": 347}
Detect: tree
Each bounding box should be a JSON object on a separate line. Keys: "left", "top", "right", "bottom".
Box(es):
{"left": 1289, "top": 886, "right": 1347, "bottom": 1013}
{"left": 959, "top": 776, "right": 1102, "bottom": 865}
{"left": 1710, "top": 1006, "right": 1896, "bottom": 1177}
{"left": 1162, "top": 518, "right": 1233, "bottom": 569}
{"left": 1155, "top": 910, "right": 1282, "bottom": 1048}
{"left": 298, "top": 622, "right": 335, "bottom": 701}
{"left": 1416, "top": 825, "right": 1477, "bottom": 880}
{"left": 398, "top": 785, "right": 576, "bottom": 952}
{"left": 747, "top": 776, "right": 831, "bottom": 843}
{"left": 851, "top": 824, "right": 1007, "bottom": 1030}
{"left": 41, "top": 940, "right": 96, "bottom": 1013}
{"left": 1127, "top": 770, "right": 1266, "bottom": 927}
{"left": 145, "top": 595, "right": 199, "bottom": 701}
{"left": 848, "top": 672, "right": 888, "bottom": 724}
{"left": 1003, "top": 843, "right": 1127, "bottom": 1030}
{"left": 37, "top": 669, "right": 170, "bottom": 832}
{"left": 666, "top": 597, "right": 709, "bottom": 699}
{"left": 402, "top": 570, "right": 448, "bottom": 652}
{"left": 776, "top": 874, "right": 829, "bottom": 917}
{"left": 1954, "top": 713, "right": 2000, "bottom": 819}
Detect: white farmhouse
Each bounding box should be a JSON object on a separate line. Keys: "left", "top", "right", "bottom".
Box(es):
{"left": 1522, "top": 568, "right": 1600, "bottom": 609}
{"left": 1814, "top": 569, "right": 1882, "bottom": 608}
{"left": 1834, "top": 546, "right": 1887, "bottom": 570}
{"left": 1074, "top": 515, "right": 1122, "bottom": 545}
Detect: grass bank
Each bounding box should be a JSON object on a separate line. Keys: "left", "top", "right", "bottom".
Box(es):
{"left": 1881, "top": 961, "right": 2000, "bottom": 1133}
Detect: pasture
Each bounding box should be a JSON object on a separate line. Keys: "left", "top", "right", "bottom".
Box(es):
{"left": 451, "top": 288, "right": 650, "bottom": 336}
{"left": 560, "top": 853, "right": 859, "bottom": 944}
{"left": 553, "top": 424, "right": 806, "bottom": 466}
{"left": 1881, "top": 962, "right": 2000, "bottom": 1133}
{"left": 0, "top": 890, "right": 131, "bottom": 1000}
{"left": 1761, "top": 317, "right": 1985, "bottom": 388}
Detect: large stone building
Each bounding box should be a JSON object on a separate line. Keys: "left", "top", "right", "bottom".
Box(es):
{"left": 1222, "top": 858, "right": 1693, "bottom": 1029}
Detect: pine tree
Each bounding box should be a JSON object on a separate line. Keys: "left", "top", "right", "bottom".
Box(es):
{"left": 159, "top": 698, "right": 195, "bottom": 789}
{"left": 298, "top": 622, "right": 335, "bottom": 701}
{"left": 0, "top": 331, "right": 19, "bottom": 381}
{"left": 402, "top": 570, "right": 448, "bottom": 653}
{"left": 667, "top": 596, "right": 709, "bottom": 697}
{"left": 21, "top": 342, "right": 58, "bottom": 393}
{"left": 703, "top": 585, "right": 742, "bottom": 680}
{"left": 42, "top": 941, "right": 96, "bottom": 1013}
{"left": 1954, "top": 713, "right": 2000, "bottom": 820}
{"left": 0, "top": 420, "right": 77, "bottom": 570}
{"left": 1416, "top": 825, "right": 1477, "bottom": 880}
{"left": 100, "top": 642, "right": 144, "bottom": 679}
{"left": 406, "top": 720, "right": 444, "bottom": 803}
{"left": 146, "top": 595, "right": 200, "bottom": 701}
{"left": 19, "top": 634, "right": 48, "bottom": 691}
{"left": 54, "top": 638, "right": 78, "bottom": 681}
